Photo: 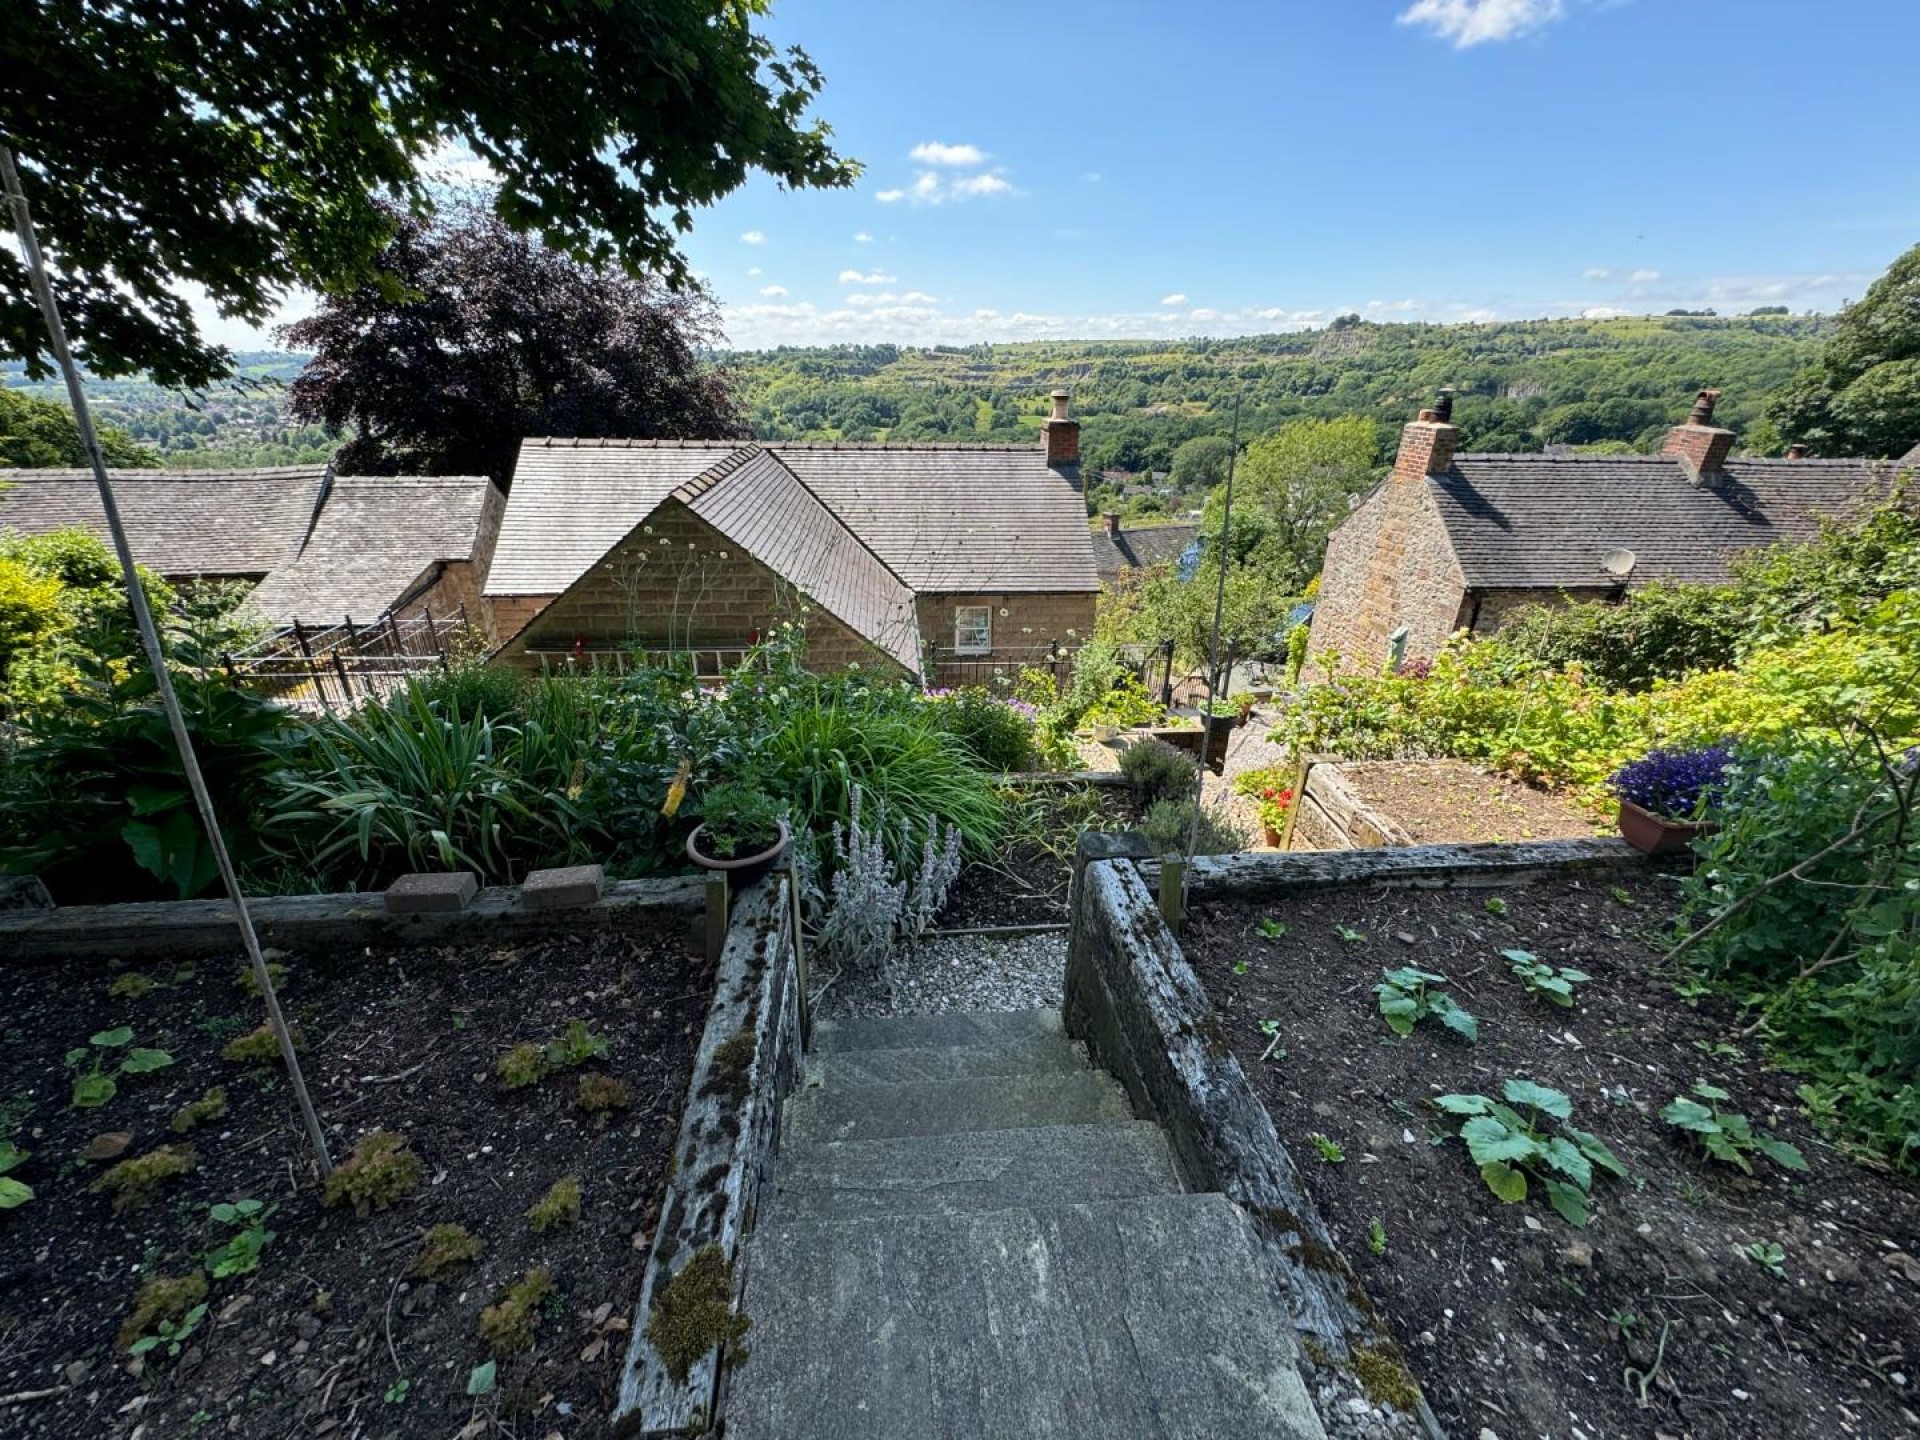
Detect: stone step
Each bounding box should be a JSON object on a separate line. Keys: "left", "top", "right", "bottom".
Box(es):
{"left": 784, "top": 1071, "right": 1132, "bottom": 1147}
{"left": 727, "top": 1193, "right": 1326, "bottom": 1440}
{"left": 807, "top": 1033, "right": 1085, "bottom": 1089}
{"left": 811, "top": 1008, "right": 1062, "bottom": 1055}
{"left": 764, "top": 1121, "right": 1182, "bottom": 1224}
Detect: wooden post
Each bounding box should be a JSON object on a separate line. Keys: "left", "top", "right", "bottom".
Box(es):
{"left": 704, "top": 872, "right": 729, "bottom": 966}
{"left": 1278, "top": 756, "right": 1313, "bottom": 853}
{"left": 1158, "top": 855, "right": 1186, "bottom": 933}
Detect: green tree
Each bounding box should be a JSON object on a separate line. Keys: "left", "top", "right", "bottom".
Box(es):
{"left": 1233, "top": 415, "right": 1382, "bottom": 589}
{"left": 280, "top": 202, "right": 742, "bottom": 480}
{"left": 0, "top": 388, "right": 156, "bottom": 469}
{"left": 1169, "top": 435, "right": 1234, "bottom": 493}
{"left": 2, "top": 1, "right": 856, "bottom": 388}
{"left": 1766, "top": 242, "right": 1920, "bottom": 456}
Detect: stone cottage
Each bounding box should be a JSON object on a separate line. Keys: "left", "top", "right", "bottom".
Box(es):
{"left": 0, "top": 464, "right": 504, "bottom": 634}
{"left": 484, "top": 393, "right": 1099, "bottom": 682}
{"left": 1091, "top": 512, "right": 1200, "bottom": 584}
{"left": 1307, "top": 391, "right": 1903, "bottom": 670}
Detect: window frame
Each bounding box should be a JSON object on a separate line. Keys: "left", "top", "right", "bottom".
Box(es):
{"left": 953, "top": 604, "right": 993, "bottom": 656}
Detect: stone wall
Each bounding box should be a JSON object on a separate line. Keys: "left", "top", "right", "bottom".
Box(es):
{"left": 915, "top": 590, "right": 1096, "bottom": 664}
{"left": 1306, "top": 476, "right": 1466, "bottom": 670}
{"left": 494, "top": 500, "right": 905, "bottom": 676}
{"left": 488, "top": 593, "right": 554, "bottom": 648}
{"left": 1284, "top": 759, "right": 1412, "bottom": 852}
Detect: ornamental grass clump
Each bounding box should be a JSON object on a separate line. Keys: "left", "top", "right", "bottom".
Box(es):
{"left": 1609, "top": 745, "right": 1732, "bottom": 821}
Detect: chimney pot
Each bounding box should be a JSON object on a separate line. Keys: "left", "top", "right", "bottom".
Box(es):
{"left": 1042, "top": 388, "right": 1079, "bottom": 467}
{"left": 1662, "top": 388, "right": 1736, "bottom": 477}
{"left": 1688, "top": 388, "right": 1722, "bottom": 426}
{"left": 1786, "top": 442, "right": 1809, "bottom": 460}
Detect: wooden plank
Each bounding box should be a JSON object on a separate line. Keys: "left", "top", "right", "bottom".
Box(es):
{"left": 1143, "top": 837, "right": 1649, "bottom": 902}
{"left": 614, "top": 878, "right": 799, "bottom": 1434}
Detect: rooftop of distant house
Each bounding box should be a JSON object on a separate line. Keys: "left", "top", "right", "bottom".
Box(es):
{"left": 1090, "top": 512, "right": 1200, "bottom": 581}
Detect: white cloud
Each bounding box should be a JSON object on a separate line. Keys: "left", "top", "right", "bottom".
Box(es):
{"left": 909, "top": 141, "right": 988, "bottom": 167}
{"left": 1190, "top": 308, "right": 1220, "bottom": 321}
{"left": 1582, "top": 306, "right": 1627, "bottom": 319}
{"left": 747, "top": 266, "right": 762, "bottom": 277}
{"left": 740, "top": 230, "right": 766, "bottom": 245}
{"left": 854, "top": 231, "right": 874, "bottom": 243}
{"left": 952, "top": 172, "right": 1014, "bottom": 198}
{"left": 1397, "top": 0, "right": 1565, "bottom": 47}
{"left": 1627, "top": 268, "right": 1662, "bottom": 283}
{"left": 423, "top": 139, "right": 498, "bottom": 188}
{"left": 1160, "top": 293, "right": 1188, "bottom": 306}
{"left": 839, "top": 268, "right": 898, "bottom": 285}
{"left": 900, "top": 291, "right": 937, "bottom": 304}
{"left": 759, "top": 285, "right": 788, "bottom": 298}
{"left": 875, "top": 169, "right": 1015, "bottom": 206}
{"left": 1582, "top": 266, "right": 1613, "bottom": 280}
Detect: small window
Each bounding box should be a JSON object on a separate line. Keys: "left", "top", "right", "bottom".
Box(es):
{"left": 954, "top": 605, "right": 992, "bottom": 655}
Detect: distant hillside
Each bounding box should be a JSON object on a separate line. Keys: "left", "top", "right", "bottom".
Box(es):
{"left": 727, "top": 314, "right": 1832, "bottom": 474}
{"left": 3, "top": 315, "right": 1830, "bottom": 474}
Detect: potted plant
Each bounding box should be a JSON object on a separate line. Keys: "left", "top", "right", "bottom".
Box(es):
{"left": 686, "top": 780, "right": 791, "bottom": 885}
{"left": 1253, "top": 783, "right": 1294, "bottom": 848}
{"left": 1608, "top": 745, "right": 1730, "bottom": 855}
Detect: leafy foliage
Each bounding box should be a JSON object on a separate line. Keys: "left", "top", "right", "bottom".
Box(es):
{"left": 202, "top": 1199, "right": 275, "bottom": 1278}
{"left": 0, "top": 387, "right": 156, "bottom": 468}
{"left": 1493, "top": 582, "right": 1748, "bottom": 691}
{"left": 0, "top": 1140, "right": 31, "bottom": 1210}
{"left": 92, "top": 1144, "right": 195, "bottom": 1214}
{"left": 1374, "top": 968, "right": 1478, "bottom": 1041}
{"left": 1766, "top": 240, "right": 1920, "bottom": 456}
{"left": 1503, "top": 950, "right": 1591, "bottom": 1008}
{"left": 924, "top": 687, "right": 1041, "bottom": 772}
{"left": 1660, "top": 1081, "right": 1808, "bottom": 1175}
{"left": 1139, "top": 796, "right": 1252, "bottom": 856}
{"left": 412, "top": 1223, "right": 485, "bottom": 1280}
{"left": 693, "top": 780, "right": 785, "bottom": 860}
{"left": 525, "top": 1175, "right": 582, "bottom": 1233}
{"left": 1433, "top": 1080, "right": 1627, "bottom": 1226}
{"left": 117, "top": 1273, "right": 207, "bottom": 1355}
{"left": 281, "top": 201, "right": 745, "bottom": 480}
{"left": 1119, "top": 737, "right": 1199, "bottom": 807}
{"left": 3, "top": 1, "right": 854, "bottom": 385}
{"left": 478, "top": 1267, "right": 557, "bottom": 1357}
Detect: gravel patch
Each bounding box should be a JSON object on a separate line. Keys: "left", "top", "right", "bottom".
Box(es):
{"left": 811, "top": 930, "right": 1068, "bottom": 1019}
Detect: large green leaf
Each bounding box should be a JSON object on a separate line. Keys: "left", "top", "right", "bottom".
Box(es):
{"left": 1376, "top": 989, "right": 1418, "bottom": 1036}
{"left": 1433, "top": 1093, "right": 1493, "bottom": 1116}
{"left": 1461, "top": 1116, "right": 1541, "bottom": 1166}
{"left": 0, "top": 1142, "right": 26, "bottom": 1175}
{"left": 1433, "top": 996, "right": 1479, "bottom": 1042}
{"left": 1660, "top": 1097, "right": 1719, "bottom": 1133}
{"left": 1478, "top": 1160, "right": 1528, "bottom": 1203}
{"left": 71, "top": 1072, "right": 117, "bottom": 1108}
{"left": 122, "top": 1048, "right": 175, "bottom": 1074}
{"left": 0, "top": 1175, "right": 31, "bottom": 1209}
{"left": 90, "top": 1027, "right": 134, "bottom": 1048}
{"left": 1541, "top": 1176, "right": 1591, "bottom": 1227}
{"left": 1563, "top": 1124, "right": 1628, "bottom": 1179}
{"left": 1755, "top": 1135, "right": 1808, "bottom": 1172}
{"left": 1542, "top": 1135, "right": 1593, "bottom": 1188}
{"left": 1503, "top": 1078, "right": 1573, "bottom": 1120}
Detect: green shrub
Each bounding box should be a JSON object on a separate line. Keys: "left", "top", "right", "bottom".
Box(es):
{"left": 1493, "top": 582, "right": 1746, "bottom": 690}
{"left": 926, "top": 687, "right": 1039, "bottom": 772}
{"left": 693, "top": 780, "right": 785, "bottom": 859}
{"left": 1119, "top": 737, "right": 1198, "bottom": 807}
{"left": 1140, "top": 797, "right": 1250, "bottom": 856}
{"left": 405, "top": 663, "right": 527, "bottom": 722}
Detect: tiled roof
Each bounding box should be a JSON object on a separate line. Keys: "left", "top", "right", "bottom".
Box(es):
{"left": 484, "top": 439, "right": 1099, "bottom": 598}
{"left": 0, "top": 465, "right": 327, "bottom": 576}
{"left": 1092, "top": 523, "right": 1200, "bottom": 580}
{"left": 1428, "top": 454, "right": 1895, "bottom": 589}
{"left": 676, "top": 450, "right": 922, "bottom": 673}
{"left": 247, "top": 477, "right": 498, "bottom": 625}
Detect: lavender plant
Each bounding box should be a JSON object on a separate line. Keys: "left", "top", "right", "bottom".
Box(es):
{"left": 1609, "top": 745, "right": 1731, "bottom": 821}
{"left": 807, "top": 785, "right": 964, "bottom": 977}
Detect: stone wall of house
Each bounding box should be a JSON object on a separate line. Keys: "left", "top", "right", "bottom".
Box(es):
{"left": 489, "top": 594, "right": 555, "bottom": 648}
{"left": 398, "top": 561, "right": 493, "bottom": 652}
{"left": 1306, "top": 478, "right": 1467, "bottom": 669}
{"left": 915, "top": 591, "right": 1096, "bottom": 666}
{"left": 493, "top": 500, "right": 900, "bottom": 675}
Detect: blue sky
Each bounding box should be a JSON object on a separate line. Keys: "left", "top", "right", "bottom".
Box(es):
{"left": 205, "top": 0, "right": 1920, "bottom": 351}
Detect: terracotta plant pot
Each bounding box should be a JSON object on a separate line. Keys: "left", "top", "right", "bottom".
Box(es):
{"left": 1261, "top": 821, "right": 1284, "bottom": 849}
{"left": 1615, "top": 800, "right": 1710, "bottom": 856}
{"left": 686, "top": 818, "right": 792, "bottom": 888}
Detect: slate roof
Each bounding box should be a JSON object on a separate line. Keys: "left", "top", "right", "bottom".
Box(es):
{"left": 485, "top": 439, "right": 1099, "bottom": 599}
{"left": 1092, "top": 523, "right": 1200, "bottom": 581}
{"left": 247, "top": 476, "right": 497, "bottom": 626}
{"left": 1428, "top": 454, "right": 1896, "bottom": 589}
{"left": 675, "top": 450, "right": 921, "bottom": 674}
{"left": 0, "top": 465, "right": 327, "bottom": 576}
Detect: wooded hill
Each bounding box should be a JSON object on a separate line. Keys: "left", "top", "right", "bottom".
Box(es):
{"left": 731, "top": 314, "right": 1832, "bottom": 474}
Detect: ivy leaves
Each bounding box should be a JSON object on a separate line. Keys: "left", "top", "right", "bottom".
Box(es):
{"left": 1435, "top": 1080, "right": 1627, "bottom": 1227}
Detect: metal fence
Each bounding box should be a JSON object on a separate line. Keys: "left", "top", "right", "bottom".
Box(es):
{"left": 521, "top": 645, "right": 756, "bottom": 679}
{"left": 925, "top": 646, "right": 1074, "bottom": 694}
{"left": 224, "top": 605, "right": 475, "bottom": 713}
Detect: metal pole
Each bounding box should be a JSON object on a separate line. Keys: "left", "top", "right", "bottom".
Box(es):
{"left": 0, "top": 144, "right": 331, "bottom": 1175}
{"left": 1183, "top": 394, "right": 1242, "bottom": 901}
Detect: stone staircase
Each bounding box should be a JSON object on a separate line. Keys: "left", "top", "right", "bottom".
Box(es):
{"left": 725, "top": 1008, "right": 1327, "bottom": 1439}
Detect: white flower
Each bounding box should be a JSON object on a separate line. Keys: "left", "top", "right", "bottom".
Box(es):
{"left": 1065, "top": 628, "right": 1078, "bottom": 637}
{"left": 718, "top": 551, "right": 728, "bottom": 559}
{"left": 643, "top": 525, "right": 654, "bottom": 535}
{"left": 658, "top": 538, "right": 670, "bottom": 547}
{"left": 999, "top": 607, "right": 1009, "bottom": 617}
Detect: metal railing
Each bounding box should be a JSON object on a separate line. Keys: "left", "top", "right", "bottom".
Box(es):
{"left": 925, "top": 646, "right": 1074, "bottom": 694}
{"left": 224, "top": 604, "right": 474, "bottom": 713}
{"left": 522, "top": 645, "right": 756, "bottom": 678}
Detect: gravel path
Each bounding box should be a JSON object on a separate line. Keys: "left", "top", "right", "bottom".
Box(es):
{"left": 810, "top": 930, "right": 1068, "bottom": 1019}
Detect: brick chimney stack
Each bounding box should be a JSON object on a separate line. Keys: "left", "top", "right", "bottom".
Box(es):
{"left": 1786, "top": 442, "right": 1809, "bottom": 460}
{"left": 1391, "top": 391, "right": 1459, "bottom": 483}
{"left": 1104, "top": 511, "right": 1123, "bottom": 536}
{"left": 1042, "top": 388, "right": 1080, "bottom": 468}
{"left": 1662, "top": 389, "right": 1736, "bottom": 479}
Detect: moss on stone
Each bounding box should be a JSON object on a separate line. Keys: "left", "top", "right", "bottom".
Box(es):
{"left": 644, "top": 1244, "right": 750, "bottom": 1385}
{"left": 170, "top": 1086, "right": 228, "bottom": 1134}
{"left": 323, "top": 1130, "right": 423, "bottom": 1216}
{"left": 1349, "top": 1338, "right": 1422, "bottom": 1412}
{"left": 91, "top": 1145, "right": 195, "bottom": 1213}
{"left": 478, "top": 1267, "right": 556, "bottom": 1356}
{"left": 116, "top": 1272, "right": 207, "bottom": 1352}
{"left": 701, "top": 1027, "right": 757, "bottom": 1105}
{"left": 412, "top": 1222, "right": 484, "bottom": 1279}
{"left": 525, "top": 1175, "right": 581, "bottom": 1233}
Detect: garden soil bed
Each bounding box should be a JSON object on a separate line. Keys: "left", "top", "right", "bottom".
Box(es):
{"left": 0, "top": 915, "right": 709, "bottom": 1438}
{"left": 936, "top": 782, "right": 1139, "bottom": 932}
{"left": 1336, "top": 759, "right": 1604, "bottom": 845}
{"left": 1184, "top": 871, "right": 1920, "bottom": 1440}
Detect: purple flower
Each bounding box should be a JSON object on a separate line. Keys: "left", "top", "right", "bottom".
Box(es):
{"left": 1609, "top": 745, "right": 1732, "bottom": 821}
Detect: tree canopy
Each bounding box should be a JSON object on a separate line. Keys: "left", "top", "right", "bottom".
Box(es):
{"left": 1, "top": 0, "right": 855, "bottom": 388}
{"left": 1766, "top": 241, "right": 1920, "bottom": 457}
{"left": 0, "top": 386, "right": 154, "bottom": 469}
{"left": 281, "top": 203, "right": 744, "bottom": 480}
